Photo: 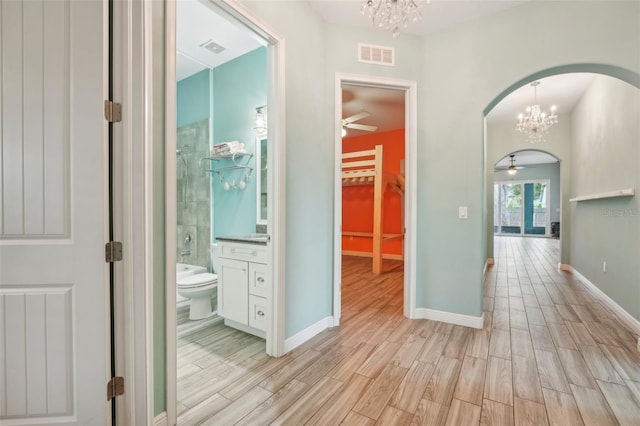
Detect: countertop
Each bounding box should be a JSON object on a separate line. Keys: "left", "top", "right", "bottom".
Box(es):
{"left": 216, "top": 234, "right": 269, "bottom": 245}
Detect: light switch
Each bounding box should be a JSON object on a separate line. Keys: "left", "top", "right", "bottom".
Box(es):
{"left": 459, "top": 206, "right": 468, "bottom": 219}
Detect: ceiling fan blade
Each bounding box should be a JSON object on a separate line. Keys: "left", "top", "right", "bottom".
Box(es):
{"left": 346, "top": 123, "right": 378, "bottom": 132}
{"left": 343, "top": 111, "right": 370, "bottom": 124}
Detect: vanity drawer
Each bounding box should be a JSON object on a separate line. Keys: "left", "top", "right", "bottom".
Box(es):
{"left": 249, "top": 263, "right": 269, "bottom": 298}
{"left": 248, "top": 295, "right": 268, "bottom": 331}
{"left": 220, "top": 242, "right": 267, "bottom": 263}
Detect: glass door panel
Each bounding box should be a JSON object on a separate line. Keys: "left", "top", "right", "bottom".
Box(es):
{"left": 500, "top": 183, "right": 522, "bottom": 234}
{"left": 525, "top": 182, "right": 547, "bottom": 235}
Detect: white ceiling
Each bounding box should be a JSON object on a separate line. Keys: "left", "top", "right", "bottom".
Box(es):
{"left": 308, "top": 0, "right": 533, "bottom": 36}
{"left": 177, "top": 0, "right": 264, "bottom": 81}
{"left": 487, "top": 73, "right": 596, "bottom": 123}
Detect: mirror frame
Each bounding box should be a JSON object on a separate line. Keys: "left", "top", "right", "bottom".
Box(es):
{"left": 256, "top": 132, "right": 267, "bottom": 225}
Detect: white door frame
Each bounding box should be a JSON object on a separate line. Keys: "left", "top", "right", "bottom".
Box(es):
{"left": 164, "top": 1, "right": 285, "bottom": 425}
{"left": 112, "top": 0, "right": 157, "bottom": 424}
{"left": 333, "top": 73, "right": 418, "bottom": 322}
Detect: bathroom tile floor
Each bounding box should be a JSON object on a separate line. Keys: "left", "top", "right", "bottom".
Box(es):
{"left": 177, "top": 236, "right": 640, "bottom": 425}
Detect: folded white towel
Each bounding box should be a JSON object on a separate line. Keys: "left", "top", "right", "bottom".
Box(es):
{"left": 212, "top": 141, "right": 246, "bottom": 157}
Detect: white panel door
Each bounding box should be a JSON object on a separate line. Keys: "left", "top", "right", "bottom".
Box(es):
{"left": 0, "top": 0, "right": 109, "bottom": 424}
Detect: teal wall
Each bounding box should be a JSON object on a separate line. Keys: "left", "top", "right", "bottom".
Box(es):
{"left": 212, "top": 47, "right": 267, "bottom": 239}
{"left": 570, "top": 75, "right": 640, "bottom": 320}
{"left": 240, "top": 0, "right": 640, "bottom": 332}
{"left": 237, "top": 1, "right": 333, "bottom": 337}
{"left": 177, "top": 69, "right": 211, "bottom": 128}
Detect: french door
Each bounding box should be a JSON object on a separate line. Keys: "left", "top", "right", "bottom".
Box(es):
{"left": 494, "top": 180, "right": 550, "bottom": 236}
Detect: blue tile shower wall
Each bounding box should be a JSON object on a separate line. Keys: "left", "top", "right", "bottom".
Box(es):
{"left": 212, "top": 47, "right": 267, "bottom": 239}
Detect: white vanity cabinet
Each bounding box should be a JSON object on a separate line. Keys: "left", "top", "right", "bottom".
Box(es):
{"left": 217, "top": 240, "right": 269, "bottom": 338}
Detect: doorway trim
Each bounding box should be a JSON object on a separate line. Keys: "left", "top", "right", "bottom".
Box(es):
{"left": 164, "top": 0, "right": 285, "bottom": 424}
{"left": 333, "top": 73, "right": 418, "bottom": 322}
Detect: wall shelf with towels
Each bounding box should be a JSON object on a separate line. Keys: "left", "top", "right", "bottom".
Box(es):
{"left": 199, "top": 153, "right": 254, "bottom": 175}
{"left": 569, "top": 188, "right": 634, "bottom": 202}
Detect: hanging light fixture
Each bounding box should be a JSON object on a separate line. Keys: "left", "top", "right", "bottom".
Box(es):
{"left": 507, "top": 155, "right": 517, "bottom": 175}
{"left": 254, "top": 105, "right": 267, "bottom": 134}
{"left": 361, "top": 0, "right": 427, "bottom": 37}
{"left": 515, "top": 81, "right": 558, "bottom": 144}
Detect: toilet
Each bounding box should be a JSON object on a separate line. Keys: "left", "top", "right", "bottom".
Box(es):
{"left": 176, "top": 243, "right": 220, "bottom": 320}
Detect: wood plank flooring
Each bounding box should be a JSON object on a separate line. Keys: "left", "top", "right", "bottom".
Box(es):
{"left": 177, "top": 237, "right": 640, "bottom": 425}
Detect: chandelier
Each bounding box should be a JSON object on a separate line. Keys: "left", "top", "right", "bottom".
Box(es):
{"left": 361, "top": 0, "right": 425, "bottom": 37}
{"left": 515, "top": 81, "right": 558, "bottom": 144}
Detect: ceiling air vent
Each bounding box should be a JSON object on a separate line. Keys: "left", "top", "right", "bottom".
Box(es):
{"left": 358, "top": 43, "right": 395, "bottom": 66}
{"left": 200, "top": 39, "right": 226, "bottom": 54}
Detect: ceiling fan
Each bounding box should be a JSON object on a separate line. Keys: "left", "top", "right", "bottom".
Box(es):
{"left": 342, "top": 111, "right": 378, "bottom": 136}
{"left": 494, "top": 154, "right": 534, "bottom": 175}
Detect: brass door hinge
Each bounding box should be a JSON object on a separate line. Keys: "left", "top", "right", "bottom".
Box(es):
{"left": 104, "top": 100, "right": 122, "bottom": 123}
{"left": 105, "top": 241, "right": 123, "bottom": 263}
{"left": 107, "top": 376, "right": 124, "bottom": 401}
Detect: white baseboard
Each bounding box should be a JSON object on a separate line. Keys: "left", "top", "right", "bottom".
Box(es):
{"left": 284, "top": 316, "right": 334, "bottom": 353}
{"left": 558, "top": 263, "right": 573, "bottom": 272}
{"left": 415, "top": 308, "right": 484, "bottom": 329}
{"left": 570, "top": 267, "right": 640, "bottom": 340}
{"left": 342, "top": 250, "right": 404, "bottom": 261}
{"left": 154, "top": 412, "right": 167, "bottom": 426}
{"left": 484, "top": 258, "right": 494, "bottom": 278}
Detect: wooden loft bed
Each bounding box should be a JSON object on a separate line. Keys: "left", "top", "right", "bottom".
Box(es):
{"left": 342, "top": 144, "right": 405, "bottom": 274}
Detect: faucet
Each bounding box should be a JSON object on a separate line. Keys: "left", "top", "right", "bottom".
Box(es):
{"left": 180, "top": 233, "right": 192, "bottom": 257}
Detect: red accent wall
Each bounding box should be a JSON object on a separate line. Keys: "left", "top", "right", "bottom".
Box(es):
{"left": 342, "top": 129, "right": 405, "bottom": 256}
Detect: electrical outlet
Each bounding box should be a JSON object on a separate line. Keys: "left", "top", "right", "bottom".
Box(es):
{"left": 603, "top": 261, "right": 607, "bottom": 273}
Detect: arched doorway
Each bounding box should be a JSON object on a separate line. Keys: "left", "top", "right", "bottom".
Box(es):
{"left": 483, "top": 65, "right": 640, "bottom": 267}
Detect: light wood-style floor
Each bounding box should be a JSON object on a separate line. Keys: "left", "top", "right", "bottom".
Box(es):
{"left": 177, "top": 237, "right": 640, "bottom": 425}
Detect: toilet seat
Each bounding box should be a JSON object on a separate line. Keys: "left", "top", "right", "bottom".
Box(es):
{"left": 177, "top": 273, "right": 218, "bottom": 289}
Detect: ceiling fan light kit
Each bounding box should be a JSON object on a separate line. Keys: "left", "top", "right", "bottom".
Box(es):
{"left": 508, "top": 155, "right": 518, "bottom": 175}
{"left": 361, "top": 0, "right": 427, "bottom": 37}
{"left": 515, "top": 81, "right": 558, "bottom": 144}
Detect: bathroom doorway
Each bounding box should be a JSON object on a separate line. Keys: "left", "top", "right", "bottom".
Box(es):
{"left": 333, "top": 74, "right": 418, "bottom": 323}
{"left": 165, "top": 1, "right": 285, "bottom": 424}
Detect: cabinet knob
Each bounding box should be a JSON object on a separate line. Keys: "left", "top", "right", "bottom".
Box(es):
{"left": 257, "top": 277, "right": 265, "bottom": 283}
{"left": 257, "top": 310, "right": 265, "bottom": 317}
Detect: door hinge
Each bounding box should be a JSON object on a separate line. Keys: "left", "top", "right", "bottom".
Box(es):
{"left": 104, "top": 100, "right": 122, "bottom": 123}
{"left": 107, "top": 376, "right": 124, "bottom": 401}
{"left": 105, "top": 241, "right": 123, "bottom": 263}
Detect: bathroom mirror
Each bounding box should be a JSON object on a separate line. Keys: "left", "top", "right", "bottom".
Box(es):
{"left": 256, "top": 134, "right": 267, "bottom": 225}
